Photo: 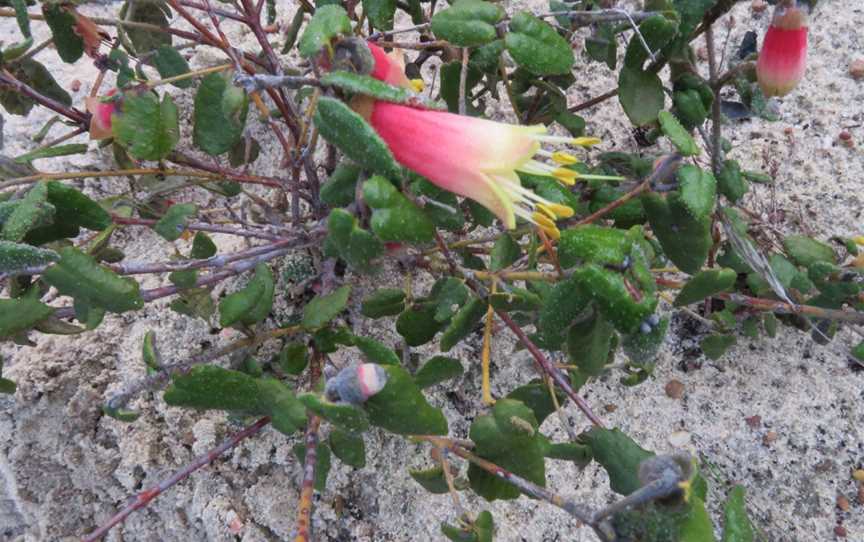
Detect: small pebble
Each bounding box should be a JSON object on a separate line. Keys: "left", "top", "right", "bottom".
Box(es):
{"left": 837, "top": 495, "right": 850, "bottom": 512}
{"left": 850, "top": 59, "right": 864, "bottom": 80}
{"left": 853, "top": 469, "right": 864, "bottom": 482}
{"left": 668, "top": 430, "right": 691, "bottom": 448}
{"left": 745, "top": 415, "right": 762, "bottom": 429}
{"left": 834, "top": 525, "right": 847, "bottom": 538}
{"left": 604, "top": 404, "right": 618, "bottom": 413}
{"left": 857, "top": 483, "right": 864, "bottom": 505}
{"left": 762, "top": 431, "right": 778, "bottom": 446}
{"left": 751, "top": 0, "right": 768, "bottom": 13}
{"left": 838, "top": 131, "right": 854, "bottom": 148}
{"left": 665, "top": 379, "right": 685, "bottom": 399}
{"left": 70, "top": 79, "right": 81, "bottom": 92}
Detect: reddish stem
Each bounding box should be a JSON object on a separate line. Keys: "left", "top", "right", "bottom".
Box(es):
{"left": 83, "top": 417, "right": 271, "bottom": 542}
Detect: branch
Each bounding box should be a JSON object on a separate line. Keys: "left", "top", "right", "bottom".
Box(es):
{"left": 83, "top": 417, "right": 271, "bottom": 542}
{"left": 0, "top": 69, "right": 88, "bottom": 125}
{"left": 293, "top": 415, "right": 321, "bottom": 542}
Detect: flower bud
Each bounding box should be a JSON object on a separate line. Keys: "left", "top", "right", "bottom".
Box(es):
{"left": 324, "top": 363, "right": 388, "bottom": 405}
{"left": 757, "top": 1, "right": 809, "bottom": 97}
{"left": 85, "top": 89, "right": 119, "bottom": 140}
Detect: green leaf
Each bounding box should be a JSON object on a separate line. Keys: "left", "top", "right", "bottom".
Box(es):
{"left": 488, "top": 287, "right": 541, "bottom": 312}
{"left": 431, "top": 277, "right": 470, "bottom": 322}
{"left": 678, "top": 165, "right": 717, "bottom": 221}
{"left": 169, "top": 287, "right": 215, "bottom": 321}
{"left": 1, "top": 182, "right": 53, "bottom": 242}
{"left": 555, "top": 111, "right": 586, "bottom": 137}
{"left": 299, "top": 392, "right": 370, "bottom": 432}
{"left": 468, "top": 399, "right": 546, "bottom": 500}
{"left": 673, "top": 0, "right": 714, "bottom": 37}
{"left": 440, "top": 297, "right": 486, "bottom": 351}
{"left": 193, "top": 72, "right": 249, "bottom": 156}
{"left": 623, "top": 14, "right": 677, "bottom": 69}
{"left": 722, "top": 485, "right": 754, "bottom": 542}
{"left": 154, "top": 203, "right": 197, "bottom": 241}
{"left": 558, "top": 225, "right": 631, "bottom": 268}
{"left": 11, "top": 0, "right": 30, "bottom": 39}
{"left": 121, "top": 0, "right": 172, "bottom": 54}
{"left": 302, "top": 285, "right": 351, "bottom": 330}
{"left": 314, "top": 97, "right": 399, "bottom": 178}
{"left": 42, "top": 4, "right": 83, "bottom": 63}
{"left": 0, "top": 298, "right": 54, "bottom": 338}
{"left": 0, "top": 241, "right": 59, "bottom": 274}
{"left": 365, "top": 365, "right": 448, "bottom": 435}
{"left": 490, "top": 234, "right": 521, "bottom": 271}
{"left": 505, "top": 12, "right": 574, "bottom": 75}
{"left": 42, "top": 247, "right": 144, "bottom": 313}
{"left": 27, "top": 181, "right": 110, "bottom": 242}
{"left": 275, "top": 342, "right": 308, "bottom": 375}
{"left": 537, "top": 276, "right": 589, "bottom": 348}
{"left": 680, "top": 496, "right": 718, "bottom": 542}
{"left": 546, "top": 442, "right": 593, "bottom": 466}
{"left": 414, "top": 356, "right": 463, "bottom": 388}
{"left": 505, "top": 380, "right": 565, "bottom": 425}
{"left": 360, "top": 288, "right": 405, "bottom": 318}
{"left": 643, "top": 192, "right": 712, "bottom": 275}
{"left": 298, "top": 5, "right": 351, "bottom": 58}
{"left": 578, "top": 427, "right": 653, "bottom": 495}
{"left": 783, "top": 235, "right": 836, "bottom": 267}
{"left": 152, "top": 45, "right": 192, "bottom": 88}
{"left": 717, "top": 159, "right": 748, "bottom": 203}
{"left": 701, "top": 334, "right": 736, "bottom": 360}
{"left": 572, "top": 264, "right": 658, "bottom": 334}
{"left": 566, "top": 311, "right": 615, "bottom": 388}
{"left": 113, "top": 92, "right": 179, "bottom": 161}
{"left": 431, "top": 0, "right": 504, "bottom": 47}
{"left": 326, "top": 209, "right": 384, "bottom": 273}
{"left": 142, "top": 330, "right": 161, "bottom": 372}
{"left": 293, "top": 442, "right": 332, "bottom": 491}
{"left": 0, "top": 59, "right": 71, "bottom": 116}
{"left": 363, "top": 176, "right": 435, "bottom": 244}
{"left": 411, "top": 466, "right": 459, "bottom": 494}
{"left": 362, "top": 0, "right": 396, "bottom": 30}
{"left": 218, "top": 263, "right": 275, "bottom": 327}
{"left": 396, "top": 303, "right": 446, "bottom": 346}
{"left": 618, "top": 67, "right": 665, "bottom": 127}
{"left": 658, "top": 111, "right": 699, "bottom": 156}
{"left": 585, "top": 24, "right": 617, "bottom": 69}
{"left": 320, "top": 162, "right": 361, "bottom": 207}
{"left": 621, "top": 317, "right": 668, "bottom": 365}
{"left": 329, "top": 427, "right": 366, "bottom": 468}
{"left": 321, "top": 71, "right": 426, "bottom": 107}
{"left": 102, "top": 405, "right": 139, "bottom": 422}
{"left": 354, "top": 336, "right": 400, "bottom": 365}
{"left": 674, "top": 268, "right": 737, "bottom": 306}
{"left": 227, "top": 137, "right": 261, "bottom": 167}
{"left": 190, "top": 232, "right": 217, "bottom": 259}
{"left": 409, "top": 177, "right": 465, "bottom": 230}
{"left": 14, "top": 143, "right": 88, "bottom": 164}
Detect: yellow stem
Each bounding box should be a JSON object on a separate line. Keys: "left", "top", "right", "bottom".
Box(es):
{"left": 146, "top": 63, "right": 232, "bottom": 89}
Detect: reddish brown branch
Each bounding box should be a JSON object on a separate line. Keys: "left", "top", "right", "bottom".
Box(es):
{"left": 293, "top": 415, "right": 321, "bottom": 542}
{"left": 83, "top": 417, "right": 271, "bottom": 542}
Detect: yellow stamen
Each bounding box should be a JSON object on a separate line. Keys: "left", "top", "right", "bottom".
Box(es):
{"left": 541, "top": 224, "right": 561, "bottom": 241}
{"left": 531, "top": 211, "right": 557, "bottom": 230}
{"left": 572, "top": 137, "right": 602, "bottom": 147}
{"left": 539, "top": 202, "right": 575, "bottom": 219}
{"left": 481, "top": 282, "right": 496, "bottom": 406}
{"left": 551, "top": 151, "right": 579, "bottom": 165}
{"left": 854, "top": 235, "right": 864, "bottom": 246}
{"left": 536, "top": 203, "right": 558, "bottom": 221}
{"left": 552, "top": 168, "right": 578, "bottom": 186}
{"left": 409, "top": 79, "right": 425, "bottom": 93}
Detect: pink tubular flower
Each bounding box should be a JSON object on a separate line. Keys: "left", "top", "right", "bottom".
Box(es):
{"left": 362, "top": 41, "right": 612, "bottom": 237}
{"left": 85, "top": 89, "right": 119, "bottom": 140}
{"left": 369, "top": 101, "right": 612, "bottom": 237}
{"left": 367, "top": 42, "right": 414, "bottom": 89}
{"left": 757, "top": 1, "right": 809, "bottom": 97}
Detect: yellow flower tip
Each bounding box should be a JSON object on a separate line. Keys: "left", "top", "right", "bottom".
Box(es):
{"left": 572, "top": 136, "right": 602, "bottom": 147}
{"left": 854, "top": 235, "right": 864, "bottom": 246}
{"left": 551, "top": 151, "right": 579, "bottom": 165}
{"left": 409, "top": 79, "right": 425, "bottom": 93}
{"left": 541, "top": 224, "right": 561, "bottom": 241}
{"left": 677, "top": 480, "right": 693, "bottom": 503}
{"left": 540, "top": 202, "right": 575, "bottom": 219}
{"left": 552, "top": 168, "right": 578, "bottom": 186}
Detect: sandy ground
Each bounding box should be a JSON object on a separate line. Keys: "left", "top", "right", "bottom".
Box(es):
{"left": 2, "top": 1, "right": 864, "bottom": 541}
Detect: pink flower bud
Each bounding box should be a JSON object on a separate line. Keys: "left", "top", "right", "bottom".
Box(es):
{"left": 366, "top": 42, "right": 414, "bottom": 89}
{"left": 757, "top": 1, "right": 809, "bottom": 97}
{"left": 325, "top": 363, "right": 388, "bottom": 404}
{"left": 85, "top": 89, "right": 119, "bottom": 140}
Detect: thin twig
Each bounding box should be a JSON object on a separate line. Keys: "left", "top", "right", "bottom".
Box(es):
{"left": 458, "top": 47, "right": 469, "bottom": 116}
{"left": 293, "top": 415, "right": 321, "bottom": 542}
{"left": 82, "top": 417, "right": 271, "bottom": 542}
{"left": 705, "top": 24, "right": 723, "bottom": 175}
